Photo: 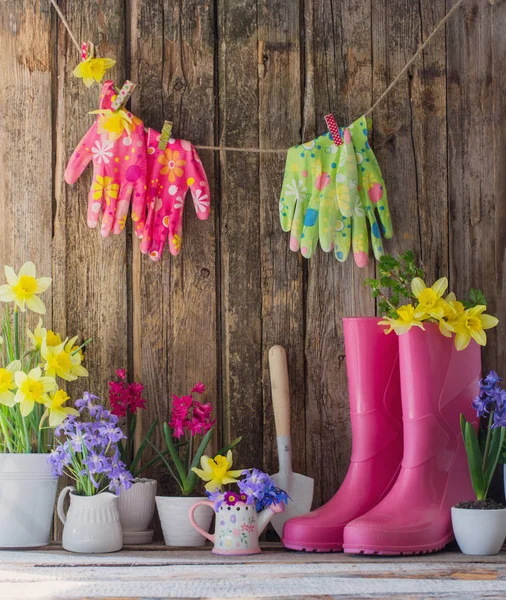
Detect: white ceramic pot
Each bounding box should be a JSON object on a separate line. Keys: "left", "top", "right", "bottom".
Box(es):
{"left": 58, "top": 486, "right": 123, "bottom": 553}
{"left": 117, "top": 478, "right": 157, "bottom": 544}
{"left": 0, "top": 453, "right": 58, "bottom": 548}
{"left": 452, "top": 506, "right": 506, "bottom": 555}
{"left": 156, "top": 496, "right": 213, "bottom": 547}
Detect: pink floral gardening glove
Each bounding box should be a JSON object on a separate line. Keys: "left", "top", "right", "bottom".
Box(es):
{"left": 64, "top": 80, "right": 147, "bottom": 238}
{"left": 139, "top": 128, "right": 210, "bottom": 260}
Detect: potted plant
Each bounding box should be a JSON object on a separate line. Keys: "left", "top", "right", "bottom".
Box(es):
{"left": 189, "top": 468, "right": 289, "bottom": 555}
{"left": 108, "top": 369, "right": 159, "bottom": 544}
{"left": 0, "top": 262, "right": 88, "bottom": 548}
{"left": 150, "top": 382, "right": 241, "bottom": 546}
{"left": 50, "top": 392, "right": 134, "bottom": 553}
{"left": 451, "top": 371, "right": 506, "bottom": 555}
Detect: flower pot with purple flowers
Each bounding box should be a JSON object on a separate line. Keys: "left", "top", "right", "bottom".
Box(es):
{"left": 150, "top": 382, "right": 241, "bottom": 547}
{"left": 50, "top": 392, "right": 134, "bottom": 553}
{"left": 452, "top": 371, "right": 506, "bottom": 555}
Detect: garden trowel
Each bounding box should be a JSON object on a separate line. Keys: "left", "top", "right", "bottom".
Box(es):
{"left": 268, "top": 345, "right": 314, "bottom": 538}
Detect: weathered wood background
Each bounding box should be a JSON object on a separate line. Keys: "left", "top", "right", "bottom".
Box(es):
{"left": 1, "top": 0, "right": 505, "bottom": 538}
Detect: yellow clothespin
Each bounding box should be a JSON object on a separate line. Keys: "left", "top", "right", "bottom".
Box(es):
{"left": 158, "top": 121, "right": 173, "bottom": 150}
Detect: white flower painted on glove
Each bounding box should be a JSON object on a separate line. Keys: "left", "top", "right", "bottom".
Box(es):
{"left": 91, "top": 140, "right": 114, "bottom": 164}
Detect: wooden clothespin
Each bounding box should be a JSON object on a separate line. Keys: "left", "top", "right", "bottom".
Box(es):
{"left": 324, "top": 114, "right": 343, "bottom": 146}
{"left": 111, "top": 80, "right": 136, "bottom": 112}
{"left": 158, "top": 120, "right": 173, "bottom": 150}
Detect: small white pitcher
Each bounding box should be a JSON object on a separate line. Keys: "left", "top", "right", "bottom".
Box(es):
{"left": 58, "top": 486, "right": 123, "bottom": 553}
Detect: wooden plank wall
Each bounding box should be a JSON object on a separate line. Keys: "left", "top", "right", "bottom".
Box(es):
{"left": 1, "top": 0, "right": 505, "bottom": 535}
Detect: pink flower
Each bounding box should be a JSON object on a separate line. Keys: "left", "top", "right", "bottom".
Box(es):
{"left": 108, "top": 374, "right": 147, "bottom": 417}
{"left": 192, "top": 382, "right": 206, "bottom": 394}
{"left": 232, "top": 528, "right": 241, "bottom": 537}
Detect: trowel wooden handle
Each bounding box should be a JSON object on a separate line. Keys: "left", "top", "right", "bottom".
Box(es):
{"left": 269, "top": 345, "right": 291, "bottom": 437}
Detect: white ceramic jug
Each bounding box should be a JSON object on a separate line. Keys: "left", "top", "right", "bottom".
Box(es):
{"left": 58, "top": 486, "right": 123, "bottom": 553}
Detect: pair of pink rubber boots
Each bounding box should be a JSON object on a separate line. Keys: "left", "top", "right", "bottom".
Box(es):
{"left": 283, "top": 317, "right": 480, "bottom": 555}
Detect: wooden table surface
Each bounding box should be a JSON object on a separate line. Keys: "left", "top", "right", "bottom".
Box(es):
{"left": 1, "top": 542, "right": 506, "bottom": 599}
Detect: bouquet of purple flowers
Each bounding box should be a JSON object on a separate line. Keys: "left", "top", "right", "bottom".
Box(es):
{"left": 49, "top": 392, "right": 134, "bottom": 496}
{"left": 207, "top": 468, "right": 289, "bottom": 512}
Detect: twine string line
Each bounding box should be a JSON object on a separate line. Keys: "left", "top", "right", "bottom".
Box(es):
{"left": 50, "top": 0, "right": 467, "bottom": 154}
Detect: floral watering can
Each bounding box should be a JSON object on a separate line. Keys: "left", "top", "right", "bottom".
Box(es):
{"left": 189, "top": 499, "right": 285, "bottom": 555}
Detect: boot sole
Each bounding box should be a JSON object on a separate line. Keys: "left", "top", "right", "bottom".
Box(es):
{"left": 283, "top": 540, "right": 343, "bottom": 553}
{"left": 343, "top": 533, "right": 453, "bottom": 556}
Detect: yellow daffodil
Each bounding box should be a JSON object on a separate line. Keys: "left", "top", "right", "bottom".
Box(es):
{"left": 73, "top": 57, "right": 116, "bottom": 88}
{"left": 453, "top": 305, "right": 499, "bottom": 350}
{"left": 14, "top": 367, "right": 56, "bottom": 417}
{"left": 90, "top": 108, "right": 133, "bottom": 141}
{"left": 42, "top": 390, "right": 79, "bottom": 427}
{"left": 0, "top": 262, "right": 51, "bottom": 313}
{"left": 41, "top": 336, "right": 88, "bottom": 382}
{"left": 192, "top": 450, "right": 244, "bottom": 492}
{"left": 26, "top": 318, "right": 62, "bottom": 351}
{"left": 379, "top": 304, "right": 425, "bottom": 335}
{"left": 437, "top": 292, "right": 466, "bottom": 338}
{"left": 411, "top": 277, "right": 448, "bottom": 320}
{"left": 0, "top": 360, "right": 21, "bottom": 407}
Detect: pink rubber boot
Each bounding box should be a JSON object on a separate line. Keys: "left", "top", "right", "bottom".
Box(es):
{"left": 343, "top": 323, "right": 480, "bottom": 555}
{"left": 282, "top": 317, "right": 403, "bottom": 552}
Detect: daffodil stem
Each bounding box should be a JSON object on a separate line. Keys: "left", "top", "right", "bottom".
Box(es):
{"left": 0, "top": 412, "right": 14, "bottom": 453}
{"left": 13, "top": 308, "right": 20, "bottom": 361}
{"left": 71, "top": 338, "right": 92, "bottom": 356}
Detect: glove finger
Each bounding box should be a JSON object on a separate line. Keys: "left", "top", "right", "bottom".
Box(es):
{"left": 112, "top": 184, "right": 133, "bottom": 235}
{"left": 98, "top": 178, "right": 120, "bottom": 238}
{"left": 333, "top": 203, "right": 351, "bottom": 263}
{"left": 87, "top": 182, "right": 103, "bottom": 229}
{"left": 318, "top": 133, "right": 339, "bottom": 252}
{"left": 140, "top": 195, "right": 163, "bottom": 254}
{"left": 300, "top": 185, "right": 320, "bottom": 259}
{"left": 351, "top": 199, "right": 369, "bottom": 268}
{"left": 187, "top": 144, "right": 211, "bottom": 220}
{"left": 279, "top": 148, "right": 302, "bottom": 234}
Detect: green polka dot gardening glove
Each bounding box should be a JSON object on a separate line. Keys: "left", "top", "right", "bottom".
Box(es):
{"left": 279, "top": 115, "right": 392, "bottom": 267}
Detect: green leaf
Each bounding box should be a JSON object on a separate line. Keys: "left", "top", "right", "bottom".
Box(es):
{"left": 216, "top": 436, "right": 242, "bottom": 456}
{"left": 464, "top": 288, "right": 487, "bottom": 309}
{"left": 162, "top": 422, "right": 188, "bottom": 485}
{"left": 461, "top": 416, "right": 485, "bottom": 500}
{"left": 484, "top": 425, "right": 505, "bottom": 496}
{"left": 130, "top": 417, "right": 159, "bottom": 477}
{"left": 184, "top": 427, "right": 215, "bottom": 493}
{"left": 146, "top": 439, "right": 183, "bottom": 493}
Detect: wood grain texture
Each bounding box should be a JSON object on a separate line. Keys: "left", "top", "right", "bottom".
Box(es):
{"left": 52, "top": 0, "right": 128, "bottom": 538}
{"left": 1, "top": 0, "right": 506, "bottom": 543}
{"left": 218, "top": 0, "right": 263, "bottom": 469}
{"left": 257, "top": 3, "right": 305, "bottom": 477}
{"left": 3, "top": 547, "right": 506, "bottom": 599}
{"left": 0, "top": 0, "right": 53, "bottom": 319}
{"left": 130, "top": 0, "right": 218, "bottom": 498}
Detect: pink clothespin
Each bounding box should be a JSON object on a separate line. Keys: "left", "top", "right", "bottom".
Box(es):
{"left": 81, "top": 41, "right": 94, "bottom": 61}
{"left": 324, "top": 114, "right": 343, "bottom": 145}
{"left": 111, "top": 80, "right": 136, "bottom": 112}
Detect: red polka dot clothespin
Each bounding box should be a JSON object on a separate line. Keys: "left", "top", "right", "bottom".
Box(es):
{"left": 80, "top": 41, "right": 94, "bottom": 61}
{"left": 324, "top": 114, "right": 343, "bottom": 145}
